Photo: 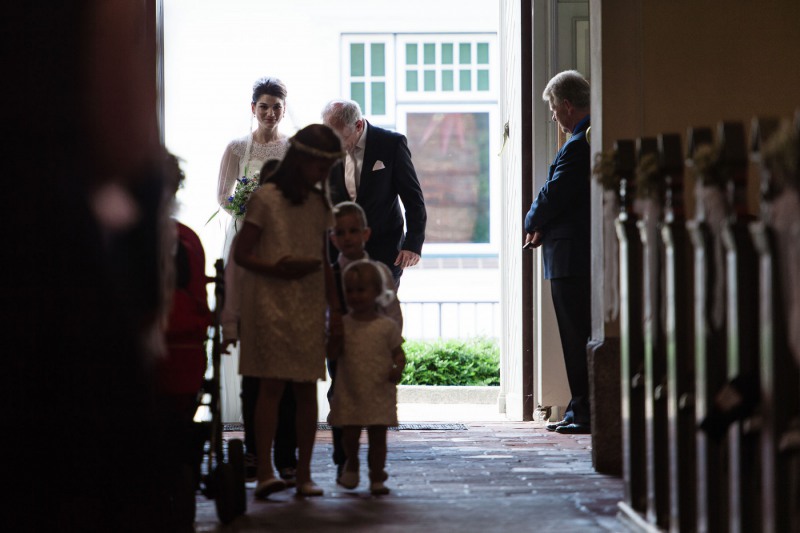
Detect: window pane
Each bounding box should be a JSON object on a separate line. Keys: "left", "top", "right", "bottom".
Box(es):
{"left": 371, "top": 43, "right": 385, "bottom": 76}
{"left": 350, "top": 82, "right": 365, "bottom": 111}
{"left": 405, "top": 112, "right": 491, "bottom": 243}
{"left": 441, "top": 43, "right": 454, "bottom": 64}
{"left": 424, "top": 70, "right": 436, "bottom": 91}
{"left": 371, "top": 82, "right": 385, "bottom": 115}
{"left": 477, "top": 42, "right": 489, "bottom": 64}
{"left": 406, "top": 43, "right": 418, "bottom": 65}
{"left": 459, "top": 43, "right": 471, "bottom": 64}
{"left": 406, "top": 70, "right": 418, "bottom": 92}
{"left": 350, "top": 43, "right": 365, "bottom": 76}
{"left": 459, "top": 70, "right": 471, "bottom": 91}
{"left": 424, "top": 43, "right": 436, "bottom": 64}
{"left": 441, "top": 70, "right": 454, "bottom": 91}
{"left": 477, "top": 70, "right": 489, "bottom": 91}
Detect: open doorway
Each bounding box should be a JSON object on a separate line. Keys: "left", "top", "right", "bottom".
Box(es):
{"left": 161, "top": 0, "right": 504, "bottom": 423}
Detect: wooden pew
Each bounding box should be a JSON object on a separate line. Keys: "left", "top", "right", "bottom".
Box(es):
{"left": 717, "top": 121, "right": 760, "bottom": 533}
{"left": 685, "top": 125, "right": 731, "bottom": 533}
{"left": 634, "top": 136, "right": 671, "bottom": 529}
{"left": 750, "top": 112, "right": 800, "bottom": 533}
{"left": 659, "top": 132, "right": 697, "bottom": 533}
{"left": 615, "top": 139, "right": 649, "bottom": 520}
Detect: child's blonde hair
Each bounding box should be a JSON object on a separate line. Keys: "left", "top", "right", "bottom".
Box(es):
{"left": 334, "top": 201, "right": 368, "bottom": 228}
{"left": 342, "top": 259, "right": 395, "bottom": 307}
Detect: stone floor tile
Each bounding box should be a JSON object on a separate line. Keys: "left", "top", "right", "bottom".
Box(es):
{"left": 194, "top": 421, "right": 624, "bottom": 532}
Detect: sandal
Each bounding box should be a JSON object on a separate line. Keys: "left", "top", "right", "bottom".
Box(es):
{"left": 254, "top": 477, "right": 287, "bottom": 499}
{"left": 296, "top": 481, "right": 324, "bottom": 497}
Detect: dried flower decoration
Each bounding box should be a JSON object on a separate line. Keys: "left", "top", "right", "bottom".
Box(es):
{"left": 592, "top": 150, "right": 619, "bottom": 191}
{"left": 761, "top": 120, "right": 799, "bottom": 192}
{"left": 691, "top": 143, "right": 729, "bottom": 188}
{"left": 635, "top": 153, "right": 663, "bottom": 200}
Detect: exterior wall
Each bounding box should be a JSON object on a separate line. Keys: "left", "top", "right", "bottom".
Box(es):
{"left": 164, "top": 0, "right": 500, "bottom": 263}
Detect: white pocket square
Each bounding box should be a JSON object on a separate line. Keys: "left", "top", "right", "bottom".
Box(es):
{"left": 372, "top": 160, "right": 385, "bottom": 171}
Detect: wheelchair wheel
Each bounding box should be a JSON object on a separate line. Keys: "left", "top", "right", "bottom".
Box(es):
{"left": 227, "top": 438, "right": 247, "bottom": 516}
{"left": 213, "top": 463, "right": 238, "bottom": 525}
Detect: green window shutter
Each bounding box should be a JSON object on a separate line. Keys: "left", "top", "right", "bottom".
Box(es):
{"left": 350, "top": 43, "right": 365, "bottom": 76}
{"left": 424, "top": 43, "right": 436, "bottom": 64}
{"left": 477, "top": 42, "right": 489, "bottom": 64}
{"left": 406, "top": 70, "right": 418, "bottom": 92}
{"left": 371, "top": 43, "right": 385, "bottom": 76}
{"left": 477, "top": 70, "right": 489, "bottom": 91}
{"left": 441, "top": 70, "right": 454, "bottom": 91}
{"left": 441, "top": 43, "right": 454, "bottom": 64}
{"left": 424, "top": 70, "right": 436, "bottom": 91}
{"left": 459, "top": 43, "right": 471, "bottom": 64}
{"left": 406, "top": 43, "right": 418, "bottom": 65}
{"left": 371, "top": 82, "right": 386, "bottom": 115}
{"left": 459, "top": 70, "right": 471, "bottom": 91}
{"left": 350, "top": 82, "right": 365, "bottom": 111}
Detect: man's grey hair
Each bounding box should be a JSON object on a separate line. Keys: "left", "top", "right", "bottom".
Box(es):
{"left": 322, "top": 99, "right": 363, "bottom": 128}
{"left": 542, "top": 70, "right": 590, "bottom": 109}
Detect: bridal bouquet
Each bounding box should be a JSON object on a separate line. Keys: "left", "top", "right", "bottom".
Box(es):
{"left": 224, "top": 171, "right": 261, "bottom": 219}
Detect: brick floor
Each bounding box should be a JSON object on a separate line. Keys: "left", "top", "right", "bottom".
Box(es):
{"left": 195, "top": 421, "right": 624, "bottom": 532}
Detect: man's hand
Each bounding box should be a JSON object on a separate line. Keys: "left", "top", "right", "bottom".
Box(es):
{"left": 388, "top": 365, "right": 404, "bottom": 384}
{"left": 523, "top": 231, "right": 543, "bottom": 249}
{"left": 394, "top": 250, "right": 420, "bottom": 269}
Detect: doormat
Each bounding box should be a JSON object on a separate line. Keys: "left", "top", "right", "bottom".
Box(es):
{"left": 223, "top": 422, "right": 468, "bottom": 432}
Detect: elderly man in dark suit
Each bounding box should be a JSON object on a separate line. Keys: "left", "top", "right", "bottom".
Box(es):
{"left": 322, "top": 100, "right": 427, "bottom": 284}
{"left": 524, "top": 70, "right": 592, "bottom": 435}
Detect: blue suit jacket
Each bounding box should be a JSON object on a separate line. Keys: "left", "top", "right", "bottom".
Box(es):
{"left": 524, "top": 116, "right": 591, "bottom": 280}
{"left": 329, "top": 122, "right": 427, "bottom": 274}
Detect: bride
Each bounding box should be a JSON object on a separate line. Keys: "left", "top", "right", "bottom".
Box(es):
{"left": 216, "top": 76, "right": 297, "bottom": 482}
{"left": 217, "top": 77, "right": 290, "bottom": 255}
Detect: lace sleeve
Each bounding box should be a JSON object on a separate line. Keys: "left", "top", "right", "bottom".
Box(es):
{"left": 217, "top": 141, "right": 241, "bottom": 208}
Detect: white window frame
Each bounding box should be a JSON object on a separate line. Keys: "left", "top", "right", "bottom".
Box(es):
{"left": 395, "top": 34, "right": 497, "bottom": 104}
{"left": 340, "top": 34, "right": 396, "bottom": 127}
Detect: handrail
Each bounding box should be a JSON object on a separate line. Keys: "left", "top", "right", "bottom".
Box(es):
{"left": 399, "top": 300, "right": 500, "bottom": 340}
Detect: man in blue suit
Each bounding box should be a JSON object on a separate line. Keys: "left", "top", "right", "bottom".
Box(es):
{"left": 323, "top": 100, "right": 427, "bottom": 284}
{"left": 524, "top": 70, "right": 592, "bottom": 435}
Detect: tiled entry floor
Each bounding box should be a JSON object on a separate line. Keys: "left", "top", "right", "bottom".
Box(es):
{"left": 195, "top": 421, "right": 624, "bottom": 532}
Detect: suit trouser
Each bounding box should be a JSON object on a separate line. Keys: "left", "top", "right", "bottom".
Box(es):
{"left": 549, "top": 275, "right": 592, "bottom": 426}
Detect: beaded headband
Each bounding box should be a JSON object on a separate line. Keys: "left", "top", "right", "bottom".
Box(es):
{"left": 289, "top": 137, "right": 345, "bottom": 159}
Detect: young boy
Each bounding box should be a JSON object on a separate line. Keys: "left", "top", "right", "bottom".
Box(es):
{"left": 327, "top": 201, "right": 403, "bottom": 481}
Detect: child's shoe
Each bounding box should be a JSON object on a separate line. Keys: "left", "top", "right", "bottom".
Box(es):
{"left": 337, "top": 469, "right": 359, "bottom": 489}
{"left": 369, "top": 481, "right": 390, "bottom": 495}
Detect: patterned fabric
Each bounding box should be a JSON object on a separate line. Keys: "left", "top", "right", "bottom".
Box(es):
{"left": 328, "top": 315, "right": 403, "bottom": 426}
{"left": 237, "top": 184, "right": 333, "bottom": 381}
{"left": 217, "top": 135, "right": 289, "bottom": 207}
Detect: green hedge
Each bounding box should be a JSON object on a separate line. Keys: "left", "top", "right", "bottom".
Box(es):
{"left": 401, "top": 337, "right": 499, "bottom": 386}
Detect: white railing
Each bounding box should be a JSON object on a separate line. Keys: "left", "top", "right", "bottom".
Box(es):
{"left": 400, "top": 300, "right": 500, "bottom": 340}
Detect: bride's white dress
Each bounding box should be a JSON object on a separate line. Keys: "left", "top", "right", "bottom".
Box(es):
{"left": 217, "top": 134, "right": 288, "bottom": 422}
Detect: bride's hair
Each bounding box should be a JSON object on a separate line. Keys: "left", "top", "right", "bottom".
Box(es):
{"left": 251, "top": 76, "right": 287, "bottom": 104}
